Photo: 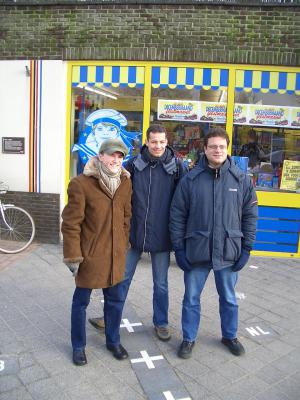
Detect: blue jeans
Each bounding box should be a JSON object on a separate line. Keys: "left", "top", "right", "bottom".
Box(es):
{"left": 121, "top": 248, "right": 170, "bottom": 327}
{"left": 71, "top": 283, "right": 127, "bottom": 350}
{"left": 182, "top": 266, "right": 238, "bottom": 342}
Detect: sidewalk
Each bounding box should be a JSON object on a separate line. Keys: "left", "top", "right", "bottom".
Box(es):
{"left": 0, "top": 244, "right": 299, "bottom": 400}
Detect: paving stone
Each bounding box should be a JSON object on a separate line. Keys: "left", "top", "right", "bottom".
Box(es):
{"left": 0, "top": 374, "right": 22, "bottom": 392}
{"left": 0, "top": 354, "right": 19, "bottom": 375}
{"left": 18, "top": 364, "right": 49, "bottom": 385}
{"left": 0, "top": 244, "right": 300, "bottom": 400}
{"left": 0, "top": 386, "right": 34, "bottom": 400}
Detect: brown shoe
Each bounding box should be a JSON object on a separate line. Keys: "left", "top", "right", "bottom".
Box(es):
{"left": 88, "top": 317, "right": 105, "bottom": 331}
{"left": 154, "top": 326, "right": 171, "bottom": 341}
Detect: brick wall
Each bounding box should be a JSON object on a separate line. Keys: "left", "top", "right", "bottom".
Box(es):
{"left": 0, "top": 3, "right": 299, "bottom": 66}
{"left": 2, "top": 192, "right": 60, "bottom": 244}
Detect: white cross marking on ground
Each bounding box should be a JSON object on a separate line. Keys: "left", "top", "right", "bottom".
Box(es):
{"left": 120, "top": 318, "right": 142, "bottom": 332}
{"left": 130, "top": 350, "right": 164, "bottom": 369}
{"left": 235, "top": 291, "right": 246, "bottom": 300}
{"left": 163, "top": 391, "right": 191, "bottom": 400}
{"left": 249, "top": 265, "right": 259, "bottom": 269}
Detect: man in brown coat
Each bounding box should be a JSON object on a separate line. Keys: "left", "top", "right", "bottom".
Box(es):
{"left": 62, "top": 138, "right": 132, "bottom": 365}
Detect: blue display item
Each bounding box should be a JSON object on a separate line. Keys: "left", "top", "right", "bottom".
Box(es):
{"left": 72, "top": 109, "right": 142, "bottom": 166}
{"left": 231, "top": 156, "right": 249, "bottom": 173}
{"left": 257, "top": 173, "right": 273, "bottom": 188}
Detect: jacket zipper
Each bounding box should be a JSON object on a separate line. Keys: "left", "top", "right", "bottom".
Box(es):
{"left": 142, "top": 165, "right": 153, "bottom": 252}
{"left": 212, "top": 169, "right": 219, "bottom": 262}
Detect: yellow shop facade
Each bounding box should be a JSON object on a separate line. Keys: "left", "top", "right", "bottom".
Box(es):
{"left": 66, "top": 61, "right": 300, "bottom": 258}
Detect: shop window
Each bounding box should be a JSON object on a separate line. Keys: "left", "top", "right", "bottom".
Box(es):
{"left": 151, "top": 67, "right": 228, "bottom": 167}
{"left": 70, "top": 65, "right": 144, "bottom": 176}
{"left": 232, "top": 70, "right": 300, "bottom": 192}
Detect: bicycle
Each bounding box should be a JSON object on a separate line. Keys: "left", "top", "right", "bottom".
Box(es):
{"left": 0, "top": 182, "right": 35, "bottom": 254}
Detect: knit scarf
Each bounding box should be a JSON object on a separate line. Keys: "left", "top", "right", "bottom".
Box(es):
{"left": 97, "top": 161, "right": 122, "bottom": 197}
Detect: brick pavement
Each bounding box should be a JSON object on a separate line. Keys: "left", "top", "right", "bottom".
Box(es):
{"left": 0, "top": 244, "right": 299, "bottom": 400}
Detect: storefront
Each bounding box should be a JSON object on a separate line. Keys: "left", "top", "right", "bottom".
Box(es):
{"left": 66, "top": 61, "right": 300, "bottom": 258}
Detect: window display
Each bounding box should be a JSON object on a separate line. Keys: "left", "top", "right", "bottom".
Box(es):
{"left": 70, "top": 65, "right": 144, "bottom": 176}
{"left": 232, "top": 87, "right": 300, "bottom": 192}
{"left": 150, "top": 67, "right": 228, "bottom": 167}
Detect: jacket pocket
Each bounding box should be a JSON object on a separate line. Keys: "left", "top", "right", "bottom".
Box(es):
{"left": 224, "top": 229, "right": 244, "bottom": 261}
{"left": 185, "top": 230, "right": 211, "bottom": 264}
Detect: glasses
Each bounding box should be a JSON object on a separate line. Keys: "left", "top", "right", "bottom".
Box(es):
{"left": 207, "top": 145, "right": 227, "bottom": 150}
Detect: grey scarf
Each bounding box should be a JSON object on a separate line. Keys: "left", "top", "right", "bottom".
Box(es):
{"left": 97, "top": 161, "right": 122, "bottom": 197}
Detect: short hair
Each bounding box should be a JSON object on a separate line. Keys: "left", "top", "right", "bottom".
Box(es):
{"left": 248, "top": 129, "right": 257, "bottom": 141}
{"left": 146, "top": 124, "right": 167, "bottom": 140}
{"left": 204, "top": 127, "right": 230, "bottom": 147}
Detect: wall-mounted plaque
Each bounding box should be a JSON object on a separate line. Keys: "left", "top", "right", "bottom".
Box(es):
{"left": 2, "top": 137, "right": 25, "bottom": 154}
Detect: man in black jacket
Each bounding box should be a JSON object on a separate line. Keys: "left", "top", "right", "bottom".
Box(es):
{"left": 90, "top": 124, "right": 187, "bottom": 341}
{"left": 170, "top": 127, "right": 258, "bottom": 359}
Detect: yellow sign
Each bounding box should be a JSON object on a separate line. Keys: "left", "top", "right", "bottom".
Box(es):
{"left": 280, "top": 160, "right": 300, "bottom": 191}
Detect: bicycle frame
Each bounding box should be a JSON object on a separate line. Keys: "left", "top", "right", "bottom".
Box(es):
{"left": 0, "top": 200, "right": 15, "bottom": 230}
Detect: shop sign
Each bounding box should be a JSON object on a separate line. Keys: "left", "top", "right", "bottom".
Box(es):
{"left": 199, "top": 102, "right": 226, "bottom": 124}
{"left": 2, "top": 137, "right": 25, "bottom": 154}
{"left": 280, "top": 160, "right": 300, "bottom": 191}
{"left": 234, "top": 104, "right": 300, "bottom": 129}
{"left": 157, "top": 99, "right": 201, "bottom": 122}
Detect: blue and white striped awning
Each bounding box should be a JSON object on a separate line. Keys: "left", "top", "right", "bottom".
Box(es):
{"left": 235, "top": 70, "right": 300, "bottom": 94}
{"left": 151, "top": 67, "right": 229, "bottom": 90}
{"left": 72, "top": 66, "right": 145, "bottom": 88}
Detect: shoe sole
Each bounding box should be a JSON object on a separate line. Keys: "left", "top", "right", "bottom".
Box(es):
{"left": 106, "top": 346, "right": 128, "bottom": 360}
{"left": 221, "top": 341, "right": 245, "bottom": 356}
{"left": 154, "top": 328, "right": 171, "bottom": 342}
{"left": 177, "top": 351, "right": 192, "bottom": 359}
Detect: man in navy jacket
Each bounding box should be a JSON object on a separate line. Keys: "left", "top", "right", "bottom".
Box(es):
{"left": 170, "top": 127, "right": 258, "bottom": 359}
{"left": 90, "top": 124, "right": 187, "bottom": 342}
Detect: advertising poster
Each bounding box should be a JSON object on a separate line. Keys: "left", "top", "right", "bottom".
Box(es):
{"left": 248, "top": 105, "right": 289, "bottom": 127}
{"left": 200, "top": 102, "right": 227, "bottom": 124}
{"left": 290, "top": 108, "right": 300, "bottom": 128}
{"left": 157, "top": 99, "right": 201, "bottom": 122}
{"left": 233, "top": 104, "right": 248, "bottom": 124}
{"left": 280, "top": 160, "right": 300, "bottom": 191}
{"left": 233, "top": 104, "right": 300, "bottom": 129}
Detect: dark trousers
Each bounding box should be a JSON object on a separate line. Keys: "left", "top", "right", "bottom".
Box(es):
{"left": 71, "top": 283, "right": 126, "bottom": 350}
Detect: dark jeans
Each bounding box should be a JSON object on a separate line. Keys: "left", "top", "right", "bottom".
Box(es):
{"left": 71, "top": 283, "right": 126, "bottom": 350}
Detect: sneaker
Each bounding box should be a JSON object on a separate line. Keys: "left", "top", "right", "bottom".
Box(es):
{"left": 221, "top": 338, "right": 245, "bottom": 356}
{"left": 88, "top": 317, "right": 105, "bottom": 331}
{"left": 154, "top": 326, "right": 171, "bottom": 341}
{"left": 178, "top": 340, "right": 195, "bottom": 359}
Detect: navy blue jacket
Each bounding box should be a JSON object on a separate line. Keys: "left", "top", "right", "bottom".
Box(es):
{"left": 169, "top": 154, "right": 258, "bottom": 270}
{"left": 125, "top": 145, "right": 187, "bottom": 252}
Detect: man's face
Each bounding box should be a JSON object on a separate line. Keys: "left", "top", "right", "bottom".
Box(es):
{"left": 98, "top": 151, "right": 124, "bottom": 173}
{"left": 204, "top": 136, "right": 228, "bottom": 168}
{"left": 145, "top": 132, "right": 168, "bottom": 158}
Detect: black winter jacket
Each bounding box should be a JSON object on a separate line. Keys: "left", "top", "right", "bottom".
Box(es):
{"left": 169, "top": 154, "right": 258, "bottom": 270}
{"left": 125, "top": 145, "right": 187, "bottom": 252}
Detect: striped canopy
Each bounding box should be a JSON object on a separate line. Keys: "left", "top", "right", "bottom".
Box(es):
{"left": 236, "top": 70, "right": 300, "bottom": 94}
{"left": 151, "top": 67, "right": 229, "bottom": 90}
{"left": 72, "top": 66, "right": 145, "bottom": 88}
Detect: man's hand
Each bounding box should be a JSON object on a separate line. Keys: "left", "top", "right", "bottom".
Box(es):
{"left": 232, "top": 249, "right": 250, "bottom": 272}
{"left": 175, "top": 249, "right": 193, "bottom": 272}
{"left": 65, "top": 262, "right": 80, "bottom": 277}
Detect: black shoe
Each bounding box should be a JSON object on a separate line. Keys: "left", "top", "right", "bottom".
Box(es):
{"left": 88, "top": 317, "right": 105, "bottom": 331}
{"left": 178, "top": 340, "right": 195, "bottom": 359}
{"left": 72, "top": 349, "right": 87, "bottom": 366}
{"left": 106, "top": 343, "right": 128, "bottom": 360}
{"left": 221, "top": 338, "right": 245, "bottom": 356}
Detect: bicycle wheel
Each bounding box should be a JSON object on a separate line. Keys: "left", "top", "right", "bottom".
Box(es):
{"left": 0, "top": 206, "right": 35, "bottom": 254}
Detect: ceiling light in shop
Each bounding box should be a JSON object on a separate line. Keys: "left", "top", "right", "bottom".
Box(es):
{"left": 77, "top": 85, "right": 118, "bottom": 100}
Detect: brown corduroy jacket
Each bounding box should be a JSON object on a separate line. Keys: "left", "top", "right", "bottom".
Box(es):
{"left": 61, "top": 157, "right": 132, "bottom": 289}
